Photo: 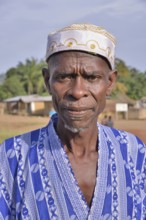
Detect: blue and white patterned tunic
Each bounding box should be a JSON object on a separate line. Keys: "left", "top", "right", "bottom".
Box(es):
{"left": 0, "top": 114, "right": 146, "bottom": 220}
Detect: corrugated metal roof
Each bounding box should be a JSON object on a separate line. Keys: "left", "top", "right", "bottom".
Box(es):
{"left": 4, "top": 95, "right": 52, "bottom": 103}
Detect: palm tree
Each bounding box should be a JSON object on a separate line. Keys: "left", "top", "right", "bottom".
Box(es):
{"left": 17, "top": 58, "right": 46, "bottom": 95}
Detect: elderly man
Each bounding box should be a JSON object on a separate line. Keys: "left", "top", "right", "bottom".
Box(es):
{"left": 0, "top": 24, "right": 145, "bottom": 220}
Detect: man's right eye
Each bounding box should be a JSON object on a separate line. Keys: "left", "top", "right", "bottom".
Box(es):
{"left": 56, "top": 73, "right": 75, "bottom": 81}
{"left": 57, "top": 75, "right": 67, "bottom": 79}
{"left": 54, "top": 74, "right": 67, "bottom": 80}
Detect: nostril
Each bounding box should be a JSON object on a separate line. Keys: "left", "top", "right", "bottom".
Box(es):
{"left": 67, "top": 94, "right": 78, "bottom": 101}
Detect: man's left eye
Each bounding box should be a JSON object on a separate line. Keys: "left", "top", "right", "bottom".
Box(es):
{"left": 86, "top": 75, "right": 100, "bottom": 80}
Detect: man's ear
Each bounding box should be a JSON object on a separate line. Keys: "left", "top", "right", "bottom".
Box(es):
{"left": 42, "top": 68, "right": 52, "bottom": 94}
{"left": 106, "top": 70, "right": 117, "bottom": 96}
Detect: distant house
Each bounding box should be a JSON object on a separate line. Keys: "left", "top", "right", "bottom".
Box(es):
{"left": 4, "top": 94, "right": 146, "bottom": 119}
{"left": 139, "top": 97, "right": 146, "bottom": 108}
{"left": 114, "top": 94, "right": 136, "bottom": 120}
{"left": 133, "top": 97, "right": 146, "bottom": 119}
{"left": 4, "top": 94, "right": 54, "bottom": 116}
{"left": 102, "top": 94, "right": 146, "bottom": 120}
{"left": 0, "top": 102, "right": 5, "bottom": 115}
{"left": 101, "top": 94, "right": 136, "bottom": 120}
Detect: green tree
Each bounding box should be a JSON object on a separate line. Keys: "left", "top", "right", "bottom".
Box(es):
{"left": 113, "top": 59, "right": 146, "bottom": 100}
{"left": 1, "top": 57, "right": 145, "bottom": 101}
{"left": 17, "top": 58, "right": 46, "bottom": 95}
{"left": 125, "top": 69, "right": 146, "bottom": 100}
{"left": 0, "top": 75, "right": 26, "bottom": 100}
{"left": 111, "top": 58, "right": 130, "bottom": 97}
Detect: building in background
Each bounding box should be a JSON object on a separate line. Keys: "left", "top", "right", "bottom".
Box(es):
{"left": 4, "top": 94, "right": 53, "bottom": 116}
{"left": 3, "top": 94, "right": 146, "bottom": 119}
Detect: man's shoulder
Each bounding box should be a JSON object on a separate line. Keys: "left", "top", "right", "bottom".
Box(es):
{"left": 113, "top": 126, "right": 144, "bottom": 145}
{"left": 101, "top": 124, "right": 146, "bottom": 169}
{"left": 100, "top": 123, "right": 145, "bottom": 147}
{"left": 0, "top": 125, "right": 48, "bottom": 151}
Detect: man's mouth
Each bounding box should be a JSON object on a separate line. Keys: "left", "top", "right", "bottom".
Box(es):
{"left": 63, "top": 107, "right": 92, "bottom": 117}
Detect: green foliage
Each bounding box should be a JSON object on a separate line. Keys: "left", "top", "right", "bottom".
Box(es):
{"left": 0, "top": 75, "right": 26, "bottom": 100}
{"left": 0, "top": 58, "right": 47, "bottom": 100}
{"left": 112, "top": 58, "right": 146, "bottom": 100}
{"left": 0, "top": 57, "right": 145, "bottom": 101}
{"left": 17, "top": 58, "right": 47, "bottom": 95}
{"left": 125, "top": 69, "right": 146, "bottom": 100}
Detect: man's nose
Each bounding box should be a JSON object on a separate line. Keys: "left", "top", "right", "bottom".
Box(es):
{"left": 67, "top": 77, "right": 88, "bottom": 100}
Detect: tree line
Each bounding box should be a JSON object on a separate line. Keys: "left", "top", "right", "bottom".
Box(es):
{"left": 0, "top": 57, "right": 146, "bottom": 101}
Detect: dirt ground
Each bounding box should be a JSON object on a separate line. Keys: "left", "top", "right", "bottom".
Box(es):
{"left": 0, "top": 114, "right": 146, "bottom": 144}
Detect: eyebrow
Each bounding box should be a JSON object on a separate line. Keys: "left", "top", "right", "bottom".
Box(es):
{"left": 54, "top": 70, "right": 104, "bottom": 75}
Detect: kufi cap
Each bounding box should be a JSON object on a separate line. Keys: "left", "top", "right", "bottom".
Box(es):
{"left": 46, "top": 23, "right": 116, "bottom": 69}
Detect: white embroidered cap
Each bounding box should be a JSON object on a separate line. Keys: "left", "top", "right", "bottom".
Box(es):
{"left": 46, "top": 23, "right": 116, "bottom": 69}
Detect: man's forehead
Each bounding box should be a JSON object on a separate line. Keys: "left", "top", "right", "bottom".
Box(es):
{"left": 49, "top": 50, "right": 96, "bottom": 60}
{"left": 48, "top": 50, "right": 111, "bottom": 70}
{"left": 48, "top": 51, "right": 110, "bottom": 72}
{"left": 45, "top": 23, "right": 116, "bottom": 70}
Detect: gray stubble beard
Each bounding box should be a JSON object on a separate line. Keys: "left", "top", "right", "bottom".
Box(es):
{"left": 64, "top": 123, "right": 87, "bottom": 134}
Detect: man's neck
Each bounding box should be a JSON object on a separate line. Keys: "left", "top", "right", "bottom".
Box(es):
{"left": 56, "top": 121, "right": 98, "bottom": 159}
{"left": 55, "top": 117, "right": 99, "bottom": 206}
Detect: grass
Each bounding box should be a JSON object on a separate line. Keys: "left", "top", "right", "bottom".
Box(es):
{"left": 0, "top": 114, "right": 48, "bottom": 144}
{"left": 0, "top": 126, "right": 42, "bottom": 143}
{"left": 0, "top": 130, "right": 22, "bottom": 143}
{"left": 0, "top": 114, "right": 146, "bottom": 144}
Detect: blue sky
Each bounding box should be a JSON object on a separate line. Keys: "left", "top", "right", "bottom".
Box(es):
{"left": 0, "top": 0, "right": 146, "bottom": 74}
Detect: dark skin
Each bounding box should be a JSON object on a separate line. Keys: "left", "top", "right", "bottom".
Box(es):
{"left": 43, "top": 51, "right": 117, "bottom": 207}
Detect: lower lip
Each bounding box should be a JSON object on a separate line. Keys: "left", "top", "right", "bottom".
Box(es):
{"left": 65, "top": 109, "right": 91, "bottom": 117}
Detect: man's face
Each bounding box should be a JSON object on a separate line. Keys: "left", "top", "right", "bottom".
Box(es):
{"left": 44, "top": 51, "right": 116, "bottom": 132}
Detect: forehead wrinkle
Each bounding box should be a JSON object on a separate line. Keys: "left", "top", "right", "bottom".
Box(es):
{"left": 49, "top": 61, "right": 76, "bottom": 76}
{"left": 48, "top": 51, "right": 110, "bottom": 76}
{"left": 48, "top": 54, "right": 79, "bottom": 74}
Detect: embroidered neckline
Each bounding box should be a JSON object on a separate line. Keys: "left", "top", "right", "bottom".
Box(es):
{"left": 48, "top": 115, "right": 109, "bottom": 219}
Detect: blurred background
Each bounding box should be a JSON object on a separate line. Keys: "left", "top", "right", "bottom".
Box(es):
{"left": 0, "top": 0, "right": 146, "bottom": 143}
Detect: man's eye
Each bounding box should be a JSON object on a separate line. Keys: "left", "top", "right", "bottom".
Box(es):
{"left": 56, "top": 74, "right": 73, "bottom": 81}
{"left": 85, "top": 75, "right": 101, "bottom": 81}
{"left": 58, "top": 75, "right": 67, "bottom": 79}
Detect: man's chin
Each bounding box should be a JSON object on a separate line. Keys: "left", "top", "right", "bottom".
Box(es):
{"left": 64, "top": 124, "right": 87, "bottom": 133}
